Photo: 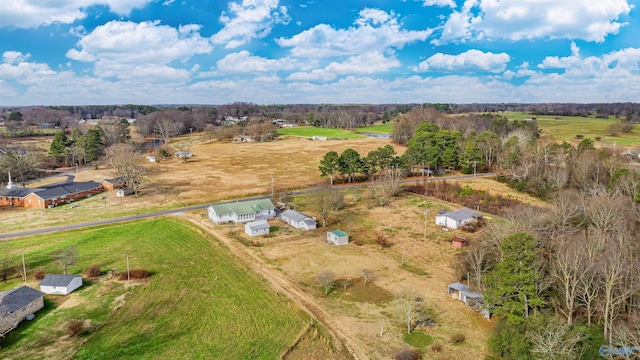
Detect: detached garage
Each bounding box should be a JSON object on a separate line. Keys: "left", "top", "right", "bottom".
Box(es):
{"left": 245, "top": 220, "right": 270, "bottom": 237}
{"left": 39, "top": 274, "right": 83, "bottom": 295}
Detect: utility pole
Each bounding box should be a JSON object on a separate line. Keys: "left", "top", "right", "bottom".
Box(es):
{"left": 423, "top": 209, "right": 428, "bottom": 239}
{"left": 40, "top": 206, "right": 44, "bottom": 228}
{"left": 21, "top": 252, "right": 26, "bottom": 282}
{"left": 123, "top": 253, "right": 130, "bottom": 282}
{"left": 271, "top": 175, "right": 274, "bottom": 199}
{"left": 473, "top": 160, "right": 477, "bottom": 178}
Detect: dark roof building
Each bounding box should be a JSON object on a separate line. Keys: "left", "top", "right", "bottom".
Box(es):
{"left": 0, "top": 286, "right": 46, "bottom": 315}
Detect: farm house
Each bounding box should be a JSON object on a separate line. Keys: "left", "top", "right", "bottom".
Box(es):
{"left": 435, "top": 208, "right": 482, "bottom": 229}
{"left": 0, "top": 286, "right": 46, "bottom": 336}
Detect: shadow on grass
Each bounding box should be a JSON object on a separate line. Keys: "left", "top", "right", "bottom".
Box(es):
{"left": 0, "top": 297, "right": 58, "bottom": 348}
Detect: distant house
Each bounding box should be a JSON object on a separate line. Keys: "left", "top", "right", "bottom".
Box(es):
{"left": 208, "top": 198, "right": 276, "bottom": 224}
{"left": 0, "top": 286, "right": 46, "bottom": 336}
{"left": 451, "top": 236, "right": 467, "bottom": 248}
{"left": 174, "top": 151, "right": 192, "bottom": 159}
{"left": 447, "top": 282, "right": 490, "bottom": 319}
{"left": 146, "top": 156, "right": 156, "bottom": 162}
{"left": 311, "top": 136, "right": 327, "bottom": 141}
{"left": 245, "top": 220, "right": 270, "bottom": 236}
{"left": 233, "top": 135, "right": 255, "bottom": 143}
{"left": 39, "top": 274, "right": 83, "bottom": 295}
{"left": 327, "top": 230, "right": 349, "bottom": 246}
{"left": 0, "top": 181, "right": 104, "bottom": 209}
{"left": 280, "top": 209, "right": 317, "bottom": 230}
{"left": 281, "top": 122, "right": 298, "bottom": 127}
{"left": 435, "top": 208, "right": 483, "bottom": 229}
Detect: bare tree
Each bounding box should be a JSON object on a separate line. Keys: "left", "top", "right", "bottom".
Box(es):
{"left": 104, "top": 144, "right": 146, "bottom": 195}
{"left": 551, "top": 236, "right": 591, "bottom": 325}
{"left": 369, "top": 166, "right": 405, "bottom": 206}
{"left": 464, "top": 243, "right": 494, "bottom": 291}
{"left": 530, "top": 316, "right": 585, "bottom": 359}
{"left": 155, "top": 117, "right": 179, "bottom": 144}
{"left": 339, "top": 278, "right": 352, "bottom": 290}
{"left": 309, "top": 185, "right": 344, "bottom": 227}
{"left": 316, "top": 270, "right": 336, "bottom": 295}
{"left": 394, "top": 291, "right": 419, "bottom": 334}
{"left": 0, "top": 254, "right": 15, "bottom": 282}
{"left": 54, "top": 246, "right": 78, "bottom": 275}
{"left": 361, "top": 269, "right": 375, "bottom": 286}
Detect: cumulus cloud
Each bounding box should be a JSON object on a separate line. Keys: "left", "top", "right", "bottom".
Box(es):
{"left": 286, "top": 51, "right": 400, "bottom": 82}
{"left": 0, "top": 0, "right": 152, "bottom": 28}
{"left": 66, "top": 20, "right": 211, "bottom": 79}
{"left": 277, "top": 8, "right": 432, "bottom": 58}
{"left": 215, "top": 50, "right": 298, "bottom": 74}
{"left": 422, "top": 0, "right": 456, "bottom": 8}
{"left": 415, "top": 49, "right": 510, "bottom": 73}
{"left": 2, "top": 51, "right": 30, "bottom": 64}
{"left": 434, "top": 0, "right": 633, "bottom": 44}
{"left": 211, "top": 0, "right": 290, "bottom": 48}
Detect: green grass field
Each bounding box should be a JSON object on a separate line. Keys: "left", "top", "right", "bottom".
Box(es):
{"left": 502, "top": 112, "right": 640, "bottom": 146}
{"left": 277, "top": 126, "right": 366, "bottom": 139}
{"left": 0, "top": 218, "right": 305, "bottom": 359}
{"left": 356, "top": 123, "right": 392, "bottom": 134}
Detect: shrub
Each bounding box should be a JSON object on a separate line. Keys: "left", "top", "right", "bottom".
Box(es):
{"left": 66, "top": 319, "right": 85, "bottom": 337}
{"left": 85, "top": 265, "right": 101, "bottom": 278}
{"left": 118, "top": 269, "right": 151, "bottom": 281}
{"left": 33, "top": 268, "right": 46, "bottom": 281}
{"left": 450, "top": 333, "right": 466, "bottom": 344}
{"left": 394, "top": 346, "right": 422, "bottom": 360}
{"left": 430, "top": 342, "right": 442, "bottom": 352}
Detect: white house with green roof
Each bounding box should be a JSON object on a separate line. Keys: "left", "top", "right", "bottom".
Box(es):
{"left": 208, "top": 198, "right": 276, "bottom": 224}
{"left": 327, "top": 230, "right": 349, "bottom": 246}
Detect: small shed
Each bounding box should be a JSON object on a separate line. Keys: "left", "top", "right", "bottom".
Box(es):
{"left": 174, "top": 151, "right": 192, "bottom": 159}
{"left": 327, "top": 230, "right": 349, "bottom": 246}
{"left": 245, "top": 220, "right": 270, "bottom": 237}
{"left": 451, "top": 236, "right": 467, "bottom": 248}
{"left": 39, "top": 274, "right": 83, "bottom": 295}
{"left": 280, "top": 209, "right": 317, "bottom": 230}
{"left": 0, "top": 286, "right": 46, "bottom": 336}
{"left": 116, "top": 187, "right": 134, "bottom": 197}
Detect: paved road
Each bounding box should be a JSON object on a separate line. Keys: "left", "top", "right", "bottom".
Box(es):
{"left": 0, "top": 173, "right": 494, "bottom": 240}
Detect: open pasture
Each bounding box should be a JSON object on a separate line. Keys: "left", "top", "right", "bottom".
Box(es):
{"left": 277, "top": 126, "right": 366, "bottom": 139}
{"left": 0, "top": 218, "right": 306, "bottom": 360}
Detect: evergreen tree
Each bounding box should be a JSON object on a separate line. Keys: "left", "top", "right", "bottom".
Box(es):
{"left": 49, "top": 131, "right": 71, "bottom": 163}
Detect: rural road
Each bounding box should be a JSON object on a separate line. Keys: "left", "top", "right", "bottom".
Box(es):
{"left": 0, "top": 173, "right": 494, "bottom": 240}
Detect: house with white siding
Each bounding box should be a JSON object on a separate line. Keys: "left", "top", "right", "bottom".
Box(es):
{"left": 327, "top": 230, "right": 349, "bottom": 246}
{"left": 39, "top": 274, "right": 83, "bottom": 295}
{"left": 208, "top": 198, "right": 276, "bottom": 224}
{"left": 280, "top": 209, "right": 317, "bottom": 230}
{"left": 435, "top": 208, "right": 482, "bottom": 229}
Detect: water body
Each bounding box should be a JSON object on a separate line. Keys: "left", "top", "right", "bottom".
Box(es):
{"left": 359, "top": 132, "right": 392, "bottom": 139}
{"left": 134, "top": 139, "right": 164, "bottom": 149}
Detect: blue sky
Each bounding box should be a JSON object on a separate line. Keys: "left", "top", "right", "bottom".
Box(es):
{"left": 0, "top": 0, "right": 638, "bottom": 105}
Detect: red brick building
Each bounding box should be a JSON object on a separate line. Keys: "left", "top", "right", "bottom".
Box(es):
{"left": 0, "top": 181, "right": 104, "bottom": 209}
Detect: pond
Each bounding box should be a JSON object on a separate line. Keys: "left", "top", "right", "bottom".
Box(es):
{"left": 359, "top": 132, "right": 392, "bottom": 139}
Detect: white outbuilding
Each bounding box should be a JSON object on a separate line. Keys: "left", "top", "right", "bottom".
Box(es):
{"left": 245, "top": 220, "right": 270, "bottom": 237}
{"left": 39, "top": 274, "right": 83, "bottom": 295}
{"left": 327, "top": 230, "right": 349, "bottom": 246}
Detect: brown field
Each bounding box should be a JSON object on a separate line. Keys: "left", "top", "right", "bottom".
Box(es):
{"left": 187, "top": 192, "right": 494, "bottom": 359}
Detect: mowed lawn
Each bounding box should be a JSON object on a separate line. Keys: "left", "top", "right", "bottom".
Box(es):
{"left": 0, "top": 218, "right": 305, "bottom": 360}
{"left": 277, "top": 126, "right": 366, "bottom": 138}
{"left": 502, "top": 112, "right": 640, "bottom": 146}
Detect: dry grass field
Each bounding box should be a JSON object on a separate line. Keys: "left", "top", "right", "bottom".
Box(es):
{"left": 192, "top": 192, "right": 496, "bottom": 359}
{"left": 1, "top": 136, "right": 403, "bottom": 233}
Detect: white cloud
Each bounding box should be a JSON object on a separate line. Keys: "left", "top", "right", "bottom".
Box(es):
{"left": 287, "top": 69, "right": 336, "bottom": 82}
{"left": 0, "top": 0, "right": 152, "bottom": 28}
{"left": 435, "top": 0, "right": 633, "bottom": 44}
{"left": 2, "top": 51, "right": 30, "bottom": 64}
{"left": 211, "top": 0, "right": 290, "bottom": 48}
{"left": 286, "top": 51, "right": 400, "bottom": 82}
{"left": 422, "top": 0, "right": 456, "bottom": 8}
{"left": 277, "top": 8, "right": 432, "bottom": 58}
{"left": 416, "top": 49, "right": 510, "bottom": 73}
{"left": 215, "top": 50, "right": 298, "bottom": 74}
{"left": 66, "top": 20, "right": 211, "bottom": 79}
{"left": 502, "top": 62, "right": 537, "bottom": 80}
